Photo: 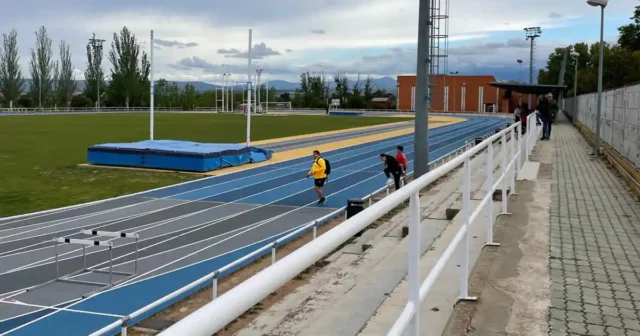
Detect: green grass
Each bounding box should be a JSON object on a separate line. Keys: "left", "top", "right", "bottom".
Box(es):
{"left": 0, "top": 113, "right": 410, "bottom": 217}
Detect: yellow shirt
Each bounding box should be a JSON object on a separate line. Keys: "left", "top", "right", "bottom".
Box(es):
{"left": 309, "top": 157, "right": 327, "bottom": 179}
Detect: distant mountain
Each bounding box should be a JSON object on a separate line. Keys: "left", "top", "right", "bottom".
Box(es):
{"left": 24, "top": 76, "right": 400, "bottom": 94}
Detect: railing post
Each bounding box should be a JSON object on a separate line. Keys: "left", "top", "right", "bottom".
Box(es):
{"left": 121, "top": 317, "right": 129, "bottom": 336}
{"left": 212, "top": 272, "right": 218, "bottom": 300}
{"left": 459, "top": 157, "right": 477, "bottom": 302}
{"left": 510, "top": 127, "right": 517, "bottom": 195}
{"left": 500, "top": 133, "right": 509, "bottom": 215}
{"left": 485, "top": 145, "right": 499, "bottom": 247}
{"left": 408, "top": 192, "right": 421, "bottom": 335}
{"left": 271, "top": 243, "right": 277, "bottom": 264}
{"left": 517, "top": 122, "right": 523, "bottom": 171}
{"left": 313, "top": 223, "right": 317, "bottom": 240}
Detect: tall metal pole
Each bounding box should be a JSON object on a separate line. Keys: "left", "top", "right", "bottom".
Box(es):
{"left": 573, "top": 59, "right": 578, "bottom": 125}
{"left": 266, "top": 80, "right": 269, "bottom": 112}
{"left": 414, "top": 0, "right": 431, "bottom": 178}
{"left": 246, "top": 29, "right": 252, "bottom": 147}
{"left": 528, "top": 38, "right": 534, "bottom": 108}
{"left": 150, "top": 30, "right": 155, "bottom": 140}
{"left": 594, "top": 6, "right": 604, "bottom": 156}
{"left": 221, "top": 71, "right": 226, "bottom": 112}
{"left": 256, "top": 69, "right": 263, "bottom": 112}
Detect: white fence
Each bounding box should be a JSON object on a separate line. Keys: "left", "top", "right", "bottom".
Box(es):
{"left": 147, "top": 113, "right": 540, "bottom": 336}
{"left": 88, "top": 139, "right": 478, "bottom": 336}
{"left": 565, "top": 85, "right": 640, "bottom": 169}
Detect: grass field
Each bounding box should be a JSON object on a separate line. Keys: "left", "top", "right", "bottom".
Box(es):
{"left": 0, "top": 113, "right": 411, "bottom": 217}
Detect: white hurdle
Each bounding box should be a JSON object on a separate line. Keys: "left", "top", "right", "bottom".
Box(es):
{"left": 80, "top": 230, "right": 140, "bottom": 275}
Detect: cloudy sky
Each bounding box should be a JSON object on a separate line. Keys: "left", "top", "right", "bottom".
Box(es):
{"left": 0, "top": 0, "right": 637, "bottom": 84}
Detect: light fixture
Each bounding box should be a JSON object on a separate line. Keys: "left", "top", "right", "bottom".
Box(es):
{"left": 586, "top": 0, "right": 608, "bottom": 7}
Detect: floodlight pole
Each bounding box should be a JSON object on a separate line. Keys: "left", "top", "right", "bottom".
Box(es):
{"left": 150, "top": 30, "right": 155, "bottom": 140}
{"left": 256, "top": 68, "right": 263, "bottom": 112}
{"left": 247, "top": 29, "right": 253, "bottom": 147}
{"left": 594, "top": 4, "right": 605, "bottom": 156}
{"left": 266, "top": 80, "right": 269, "bottom": 112}
{"left": 414, "top": 0, "right": 431, "bottom": 178}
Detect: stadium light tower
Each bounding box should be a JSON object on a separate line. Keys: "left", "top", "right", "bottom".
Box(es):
{"left": 524, "top": 27, "right": 541, "bottom": 107}
{"left": 88, "top": 35, "right": 105, "bottom": 109}
{"left": 587, "top": 0, "right": 607, "bottom": 156}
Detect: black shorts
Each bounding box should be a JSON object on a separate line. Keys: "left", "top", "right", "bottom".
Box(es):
{"left": 314, "top": 178, "right": 326, "bottom": 187}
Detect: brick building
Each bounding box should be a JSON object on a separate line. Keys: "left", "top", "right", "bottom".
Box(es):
{"left": 397, "top": 75, "right": 539, "bottom": 113}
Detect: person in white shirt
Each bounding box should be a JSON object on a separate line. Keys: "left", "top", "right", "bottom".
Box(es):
{"left": 514, "top": 105, "right": 522, "bottom": 123}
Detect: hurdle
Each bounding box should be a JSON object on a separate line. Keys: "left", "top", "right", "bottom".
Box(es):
{"left": 53, "top": 237, "right": 115, "bottom": 285}
{"left": 80, "top": 229, "right": 140, "bottom": 275}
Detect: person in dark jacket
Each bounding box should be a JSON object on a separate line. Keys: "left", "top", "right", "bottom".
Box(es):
{"left": 537, "top": 94, "right": 552, "bottom": 140}
{"left": 380, "top": 153, "right": 403, "bottom": 190}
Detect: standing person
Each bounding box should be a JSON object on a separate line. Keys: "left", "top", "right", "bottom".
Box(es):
{"left": 396, "top": 145, "right": 408, "bottom": 185}
{"left": 307, "top": 150, "right": 327, "bottom": 205}
{"left": 380, "top": 153, "right": 403, "bottom": 191}
{"left": 514, "top": 104, "right": 522, "bottom": 123}
{"left": 521, "top": 103, "right": 529, "bottom": 134}
{"left": 396, "top": 146, "right": 408, "bottom": 173}
{"left": 538, "top": 94, "right": 551, "bottom": 140}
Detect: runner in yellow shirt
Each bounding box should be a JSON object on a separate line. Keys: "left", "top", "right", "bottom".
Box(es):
{"left": 306, "top": 150, "right": 327, "bottom": 205}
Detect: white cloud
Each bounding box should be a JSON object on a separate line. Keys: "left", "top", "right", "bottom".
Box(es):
{"left": 1, "top": 0, "right": 638, "bottom": 83}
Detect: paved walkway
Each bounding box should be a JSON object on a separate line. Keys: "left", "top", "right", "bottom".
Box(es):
{"left": 444, "top": 116, "right": 640, "bottom": 336}
{"left": 549, "top": 122, "right": 640, "bottom": 335}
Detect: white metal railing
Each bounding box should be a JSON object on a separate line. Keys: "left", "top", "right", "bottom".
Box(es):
{"left": 153, "top": 115, "right": 541, "bottom": 336}
{"left": 87, "top": 139, "right": 477, "bottom": 336}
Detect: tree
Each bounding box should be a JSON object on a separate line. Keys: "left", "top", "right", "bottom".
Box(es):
{"left": 618, "top": 5, "right": 640, "bottom": 51}
{"left": 29, "top": 26, "right": 55, "bottom": 108}
{"left": 56, "top": 41, "right": 76, "bottom": 108}
{"left": 85, "top": 33, "right": 106, "bottom": 107}
{"left": 182, "top": 83, "right": 196, "bottom": 110}
{"left": 107, "top": 26, "right": 149, "bottom": 108}
{"left": 0, "top": 29, "right": 24, "bottom": 108}
{"left": 294, "top": 72, "right": 327, "bottom": 108}
{"left": 347, "top": 75, "right": 365, "bottom": 109}
{"left": 363, "top": 76, "right": 374, "bottom": 108}
{"left": 280, "top": 92, "right": 291, "bottom": 102}
{"left": 70, "top": 94, "right": 93, "bottom": 108}
{"left": 333, "top": 72, "right": 349, "bottom": 107}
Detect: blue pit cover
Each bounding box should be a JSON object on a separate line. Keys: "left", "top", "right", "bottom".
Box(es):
{"left": 87, "top": 140, "right": 273, "bottom": 172}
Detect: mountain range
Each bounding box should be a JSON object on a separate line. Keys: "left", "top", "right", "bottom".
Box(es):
{"left": 22, "top": 77, "right": 399, "bottom": 94}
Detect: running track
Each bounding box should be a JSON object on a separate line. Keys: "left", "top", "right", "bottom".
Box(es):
{"left": 0, "top": 116, "right": 507, "bottom": 335}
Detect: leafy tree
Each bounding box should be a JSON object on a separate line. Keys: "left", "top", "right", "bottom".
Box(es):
{"left": 107, "top": 26, "right": 149, "bottom": 108}
{"left": 363, "top": 76, "right": 374, "bottom": 108}
{"left": 333, "top": 72, "right": 349, "bottom": 107}
{"left": 619, "top": 5, "right": 640, "bottom": 51}
{"left": 70, "top": 94, "right": 93, "bottom": 108}
{"left": 294, "top": 72, "right": 327, "bottom": 108}
{"left": 84, "top": 33, "right": 106, "bottom": 107}
{"left": 347, "top": 75, "right": 365, "bottom": 109}
{"left": 0, "top": 29, "right": 24, "bottom": 107}
{"left": 280, "top": 92, "right": 291, "bottom": 102}
{"left": 29, "top": 26, "right": 54, "bottom": 108}
{"left": 56, "top": 41, "right": 76, "bottom": 107}
{"left": 182, "top": 83, "right": 196, "bottom": 110}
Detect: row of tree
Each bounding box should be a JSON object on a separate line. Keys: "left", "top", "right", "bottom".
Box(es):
{"left": 0, "top": 25, "right": 392, "bottom": 110}
{"left": 291, "top": 72, "right": 390, "bottom": 109}
{"left": 0, "top": 27, "right": 75, "bottom": 108}
{"left": 538, "top": 5, "right": 640, "bottom": 96}
{"left": 0, "top": 26, "right": 149, "bottom": 108}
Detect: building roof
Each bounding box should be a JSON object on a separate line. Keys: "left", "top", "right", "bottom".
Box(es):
{"left": 488, "top": 82, "right": 567, "bottom": 94}
{"left": 371, "top": 97, "right": 389, "bottom": 102}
